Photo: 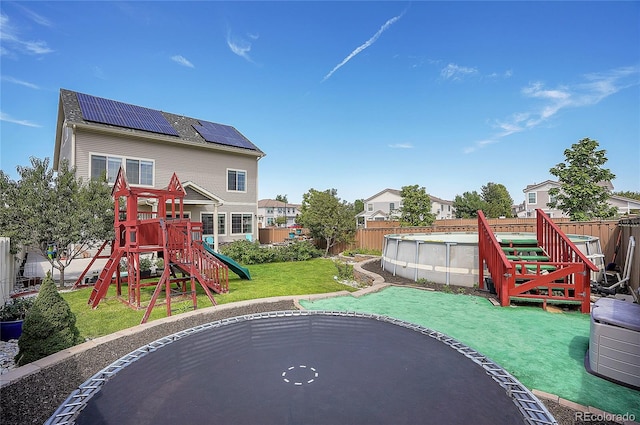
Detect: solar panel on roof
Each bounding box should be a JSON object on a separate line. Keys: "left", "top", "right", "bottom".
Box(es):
{"left": 193, "top": 120, "right": 257, "bottom": 150}
{"left": 77, "top": 93, "right": 179, "bottom": 137}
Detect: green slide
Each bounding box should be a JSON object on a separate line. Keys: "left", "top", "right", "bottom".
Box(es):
{"left": 202, "top": 243, "right": 251, "bottom": 280}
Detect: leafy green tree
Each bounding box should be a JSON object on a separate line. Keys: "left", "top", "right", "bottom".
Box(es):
{"left": 354, "top": 199, "right": 364, "bottom": 214}
{"left": 275, "top": 216, "right": 286, "bottom": 226}
{"left": 297, "top": 188, "right": 356, "bottom": 256}
{"left": 275, "top": 194, "right": 288, "bottom": 203}
{"left": 453, "top": 191, "right": 486, "bottom": 218}
{"left": 612, "top": 191, "right": 640, "bottom": 201}
{"left": 548, "top": 138, "right": 617, "bottom": 221}
{"left": 399, "top": 185, "right": 435, "bottom": 226}
{"left": 15, "top": 273, "right": 83, "bottom": 366}
{"left": 0, "top": 157, "right": 114, "bottom": 286}
{"left": 481, "top": 182, "right": 514, "bottom": 218}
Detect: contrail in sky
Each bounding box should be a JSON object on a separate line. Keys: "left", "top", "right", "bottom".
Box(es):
{"left": 322, "top": 11, "right": 405, "bottom": 82}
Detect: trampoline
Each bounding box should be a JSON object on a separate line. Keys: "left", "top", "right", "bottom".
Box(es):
{"left": 47, "top": 311, "right": 556, "bottom": 424}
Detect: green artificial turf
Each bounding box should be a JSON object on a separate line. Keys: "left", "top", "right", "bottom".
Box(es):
{"left": 300, "top": 286, "right": 640, "bottom": 417}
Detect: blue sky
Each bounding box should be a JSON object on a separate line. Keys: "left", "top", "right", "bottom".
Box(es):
{"left": 1, "top": 1, "right": 638, "bottom": 205}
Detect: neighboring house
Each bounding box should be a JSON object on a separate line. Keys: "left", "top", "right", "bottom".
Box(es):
{"left": 356, "top": 188, "right": 454, "bottom": 227}
{"left": 257, "top": 199, "right": 301, "bottom": 227}
{"left": 520, "top": 180, "right": 640, "bottom": 218}
{"left": 53, "top": 89, "right": 265, "bottom": 248}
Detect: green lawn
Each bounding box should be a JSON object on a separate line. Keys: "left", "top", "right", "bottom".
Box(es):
{"left": 63, "top": 258, "right": 355, "bottom": 338}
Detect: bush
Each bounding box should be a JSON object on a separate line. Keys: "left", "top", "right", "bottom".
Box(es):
{"left": 139, "top": 257, "right": 152, "bottom": 271}
{"left": 15, "top": 273, "right": 83, "bottom": 366}
{"left": 334, "top": 260, "right": 354, "bottom": 281}
{"left": 342, "top": 248, "right": 382, "bottom": 257}
{"left": 0, "top": 297, "right": 34, "bottom": 321}
{"left": 219, "top": 240, "right": 322, "bottom": 264}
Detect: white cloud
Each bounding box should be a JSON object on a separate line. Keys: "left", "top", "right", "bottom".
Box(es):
{"left": 1, "top": 76, "right": 39, "bottom": 89}
{"left": 464, "top": 139, "right": 497, "bottom": 154}
{"left": 440, "top": 63, "right": 478, "bottom": 81}
{"left": 227, "top": 30, "right": 257, "bottom": 63}
{"left": 388, "top": 143, "right": 413, "bottom": 149}
{"left": 466, "top": 65, "right": 640, "bottom": 153}
{"left": 171, "top": 55, "right": 194, "bottom": 68}
{"left": 322, "top": 11, "right": 405, "bottom": 82}
{"left": 0, "top": 111, "right": 41, "bottom": 127}
{"left": 0, "top": 13, "right": 53, "bottom": 56}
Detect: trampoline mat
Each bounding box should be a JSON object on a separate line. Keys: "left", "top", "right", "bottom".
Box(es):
{"left": 48, "top": 312, "right": 555, "bottom": 425}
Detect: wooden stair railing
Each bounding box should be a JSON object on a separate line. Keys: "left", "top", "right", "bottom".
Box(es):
{"left": 478, "top": 209, "right": 598, "bottom": 313}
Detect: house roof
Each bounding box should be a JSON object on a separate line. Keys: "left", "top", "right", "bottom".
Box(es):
{"left": 258, "top": 199, "right": 301, "bottom": 208}
{"left": 524, "top": 179, "right": 614, "bottom": 193}
{"left": 54, "top": 89, "right": 265, "bottom": 168}
{"left": 364, "top": 188, "right": 401, "bottom": 202}
{"left": 523, "top": 180, "right": 559, "bottom": 192}
{"left": 363, "top": 188, "right": 453, "bottom": 205}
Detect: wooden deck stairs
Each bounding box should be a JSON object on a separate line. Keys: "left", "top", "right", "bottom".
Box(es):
{"left": 479, "top": 209, "right": 598, "bottom": 313}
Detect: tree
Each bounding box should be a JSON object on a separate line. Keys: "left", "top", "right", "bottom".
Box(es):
{"left": 453, "top": 191, "right": 486, "bottom": 218}
{"left": 613, "top": 191, "right": 640, "bottom": 201}
{"left": 0, "top": 157, "right": 114, "bottom": 286}
{"left": 275, "top": 194, "right": 288, "bottom": 203}
{"left": 297, "top": 188, "right": 356, "bottom": 256}
{"left": 481, "top": 182, "right": 513, "bottom": 218}
{"left": 15, "top": 273, "right": 83, "bottom": 366}
{"left": 399, "top": 185, "right": 435, "bottom": 226}
{"left": 354, "top": 199, "right": 364, "bottom": 214}
{"left": 548, "top": 138, "right": 617, "bottom": 221}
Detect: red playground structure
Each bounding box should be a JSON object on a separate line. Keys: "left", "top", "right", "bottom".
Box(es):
{"left": 75, "top": 167, "right": 229, "bottom": 323}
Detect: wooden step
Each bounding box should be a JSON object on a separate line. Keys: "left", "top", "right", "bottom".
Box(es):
{"left": 522, "top": 264, "right": 557, "bottom": 272}
{"left": 499, "top": 238, "right": 539, "bottom": 246}
{"left": 506, "top": 255, "right": 550, "bottom": 261}
{"left": 502, "top": 247, "right": 544, "bottom": 253}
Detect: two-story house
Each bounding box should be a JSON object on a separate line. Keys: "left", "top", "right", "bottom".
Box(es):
{"left": 53, "top": 89, "right": 265, "bottom": 249}
{"left": 520, "top": 180, "right": 640, "bottom": 218}
{"left": 356, "top": 188, "right": 455, "bottom": 227}
{"left": 257, "top": 199, "right": 301, "bottom": 227}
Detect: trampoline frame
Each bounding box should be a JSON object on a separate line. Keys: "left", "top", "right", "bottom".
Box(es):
{"left": 46, "top": 310, "right": 557, "bottom": 425}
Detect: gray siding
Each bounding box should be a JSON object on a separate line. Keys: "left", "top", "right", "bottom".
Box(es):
{"left": 73, "top": 128, "right": 259, "bottom": 205}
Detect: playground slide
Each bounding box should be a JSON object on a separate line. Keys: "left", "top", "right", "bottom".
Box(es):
{"left": 202, "top": 243, "right": 251, "bottom": 280}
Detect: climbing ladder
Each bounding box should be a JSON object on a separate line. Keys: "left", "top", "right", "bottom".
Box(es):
{"left": 479, "top": 209, "right": 598, "bottom": 313}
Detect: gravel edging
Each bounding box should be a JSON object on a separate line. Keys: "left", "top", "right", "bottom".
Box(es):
{"left": 0, "top": 298, "right": 297, "bottom": 425}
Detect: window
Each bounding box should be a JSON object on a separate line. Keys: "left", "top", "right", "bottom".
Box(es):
{"left": 91, "top": 154, "right": 153, "bottom": 185}
{"left": 231, "top": 213, "right": 253, "bottom": 234}
{"left": 267, "top": 217, "right": 275, "bottom": 226}
{"left": 367, "top": 204, "right": 373, "bottom": 212}
{"left": 202, "top": 213, "right": 225, "bottom": 235}
{"left": 126, "top": 159, "right": 153, "bottom": 185}
{"left": 528, "top": 192, "right": 537, "bottom": 204}
{"left": 227, "top": 169, "right": 246, "bottom": 192}
{"left": 202, "top": 213, "right": 214, "bottom": 235}
{"left": 267, "top": 208, "right": 273, "bottom": 214}
{"left": 91, "top": 155, "right": 121, "bottom": 183}
{"left": 389, "top": 203, "right": 395, "bottom": 211}
{"left": 217, "top": 214, "right": 225, "bottom": 235}
{"left": 549, "top": 194, "right": 557, "bottom": 204}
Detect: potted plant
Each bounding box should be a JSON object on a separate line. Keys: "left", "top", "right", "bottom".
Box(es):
{"left": 0, "top": 297, "right": 35, "bottom": 341}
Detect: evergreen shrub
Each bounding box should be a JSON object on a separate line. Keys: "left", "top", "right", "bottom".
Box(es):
{"left": 15, "top": 273, "right": 83, "bottom": 366}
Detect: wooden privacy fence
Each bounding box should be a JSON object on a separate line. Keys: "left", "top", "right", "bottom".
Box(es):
{"left": 258, "top": 227, "right": 309, "bottom": 244}
{"left": 329, "top": 218, "right": 620, "bottom": 260}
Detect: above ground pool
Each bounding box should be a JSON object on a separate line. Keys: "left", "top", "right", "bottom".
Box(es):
{"left": 382, "top": 232, "right": 601, "bottom": 287}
